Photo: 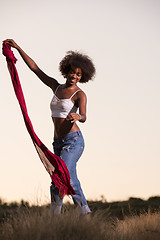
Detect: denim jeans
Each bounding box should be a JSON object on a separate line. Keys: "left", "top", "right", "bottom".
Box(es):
{"left": 50, "top": 131, "right": 91, "bottom": 215}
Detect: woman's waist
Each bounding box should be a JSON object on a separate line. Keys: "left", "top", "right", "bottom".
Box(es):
{"left": 54, "top": 130, "right": 83, "bottom": 142}
{"left": 52, "top": 117, "right": 80, "bottom": 138}
{"left": 53, "top": 130, "right": 84, "bottom": 152}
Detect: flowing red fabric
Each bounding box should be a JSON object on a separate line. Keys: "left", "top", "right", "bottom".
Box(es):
{"left": 2, "top": 42, "right": 75, "bottom": 197}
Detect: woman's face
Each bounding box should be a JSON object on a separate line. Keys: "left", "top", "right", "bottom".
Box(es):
{"left": 66, "top": 67, "right": 82, "bottom": 86}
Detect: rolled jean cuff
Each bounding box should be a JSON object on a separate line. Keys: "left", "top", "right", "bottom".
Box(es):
{"left": 81, "top": 204, "right": 91, "bottom": 215}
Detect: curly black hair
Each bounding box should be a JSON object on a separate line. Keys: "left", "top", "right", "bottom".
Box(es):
{"left": 59, "top": 51, "right": 96, "bottom": 83}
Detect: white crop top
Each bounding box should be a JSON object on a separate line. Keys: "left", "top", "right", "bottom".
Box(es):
{"left": 50, "top": 85, "right": 80, "bottom": 118}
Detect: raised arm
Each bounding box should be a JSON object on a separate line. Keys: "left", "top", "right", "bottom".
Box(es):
{"left": 4, "top": 39, "right": 59, "bottom": 91}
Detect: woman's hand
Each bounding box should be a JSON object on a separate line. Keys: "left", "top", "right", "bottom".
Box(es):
{"left": 3, "top": 38, "right": 58, "bottom": 90}
{"left": 66, "top": 113, "right": 81, "bottom": 123}
{"left": 3, "top": 39, "right": 20, "bottom": 50}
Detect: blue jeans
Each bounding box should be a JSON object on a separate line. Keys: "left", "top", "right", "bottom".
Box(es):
{"left": 50, "top": 131, "right": 91, "bottom": 215}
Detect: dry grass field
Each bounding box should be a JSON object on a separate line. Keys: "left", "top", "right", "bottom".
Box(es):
{"left": 0, "top": 205, "right": 160, "bottom": 240}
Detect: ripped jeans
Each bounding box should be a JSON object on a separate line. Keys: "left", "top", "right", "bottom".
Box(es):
{"left": 50, "top": 131, "right": 91, "bottom": 215}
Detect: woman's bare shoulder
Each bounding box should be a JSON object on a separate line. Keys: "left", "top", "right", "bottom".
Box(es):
{"left": 77, "top": 88, "right": 87, "bottom": 100}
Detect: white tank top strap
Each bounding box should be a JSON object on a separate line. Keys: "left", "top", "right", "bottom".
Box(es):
{"left": 54, "top": 84, "right": 61, "bottom": 94}
{"left": 70, "top": 89, "right": 81, "bottom": 99}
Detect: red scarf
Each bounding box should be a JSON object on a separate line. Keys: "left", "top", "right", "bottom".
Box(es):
{"left": 2, "top": 42, "right": 75, "bottom": 197}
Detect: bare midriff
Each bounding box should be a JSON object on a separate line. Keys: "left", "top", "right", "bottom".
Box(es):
{"left": 52, "top": 117, "right": 80, "bottom": 138}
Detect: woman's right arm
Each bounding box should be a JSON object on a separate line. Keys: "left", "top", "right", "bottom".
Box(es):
{"left": 4, "top": 39, "right": 59, "bottom": 91}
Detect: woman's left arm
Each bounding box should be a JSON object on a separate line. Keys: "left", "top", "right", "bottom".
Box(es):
{"left": 66, "top": 91, "right": 87, "bottom": 123}
{"left": 78, "top": 91, "right": 87, "bottom": 123}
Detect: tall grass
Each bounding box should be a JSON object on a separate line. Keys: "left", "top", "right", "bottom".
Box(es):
{"left": 1, "top": 206, "right": 160, "bottom": 240}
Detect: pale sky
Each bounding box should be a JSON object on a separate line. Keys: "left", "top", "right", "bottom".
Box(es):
{"left": 0, "top": 0, "right": 160, "bottom": 204}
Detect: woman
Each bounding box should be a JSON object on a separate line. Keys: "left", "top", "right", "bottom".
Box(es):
{"left": 5, "top": 39, "right": 96, "bottom": 215}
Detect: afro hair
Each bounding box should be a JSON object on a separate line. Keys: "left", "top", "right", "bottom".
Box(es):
{"left": 59, "top": 51, "right": 96, "bottom": 83}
